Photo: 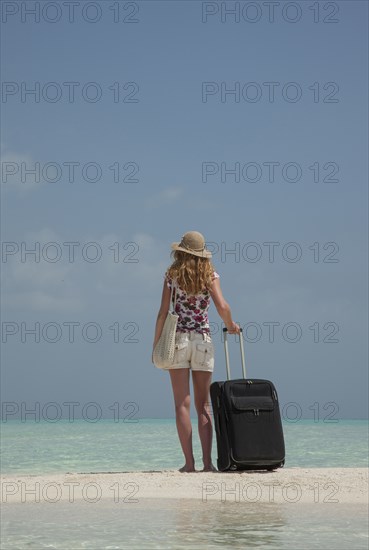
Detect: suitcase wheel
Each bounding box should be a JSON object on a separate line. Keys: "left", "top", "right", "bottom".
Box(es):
{"left": 266, "top": 461, "right": 285, "bottom": 471}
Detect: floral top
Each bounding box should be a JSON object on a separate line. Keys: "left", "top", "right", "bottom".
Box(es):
{"left": 164, "top": 271, "right": 220, "bottom": 334}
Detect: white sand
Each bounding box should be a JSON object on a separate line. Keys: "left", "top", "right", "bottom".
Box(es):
{"left": 1, "top": 468, "right": 367, "bottom": 505}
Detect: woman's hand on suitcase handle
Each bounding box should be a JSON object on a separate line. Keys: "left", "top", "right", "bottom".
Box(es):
{"left": 226, "top": 321, "right": 241, "bottom": 334}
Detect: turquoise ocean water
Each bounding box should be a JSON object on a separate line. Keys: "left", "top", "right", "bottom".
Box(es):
{"left": 1, "top": 418, "right": 368, "bottom": 474}
{"left": 1, "top": 419, "right": 368, "bottom": 550}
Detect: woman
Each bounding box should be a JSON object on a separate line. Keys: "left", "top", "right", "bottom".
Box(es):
{"left": 152, "top": 231, "right": 240, "bottom": 473}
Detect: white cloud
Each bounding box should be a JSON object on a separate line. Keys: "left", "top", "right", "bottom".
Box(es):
{"left": 1, "top": 146, "right": 45, "bottom": 194}
{"left": 161, "top": 187, "right": 183, "bottom": 201}
{"left": 2, "top": 228, "right": 171, "bottom": 314}
{"left": 143, "top": 186, "right": 184, "bottom": 209}
{"left": 2, "top": 226, "right": 355, "bottom": 324}
{"left": 3, "top": 290, "right": 83, "bottom": 312}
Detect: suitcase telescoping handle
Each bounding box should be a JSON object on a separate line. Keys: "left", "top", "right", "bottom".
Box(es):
{"left": 223, "top": 327, "right": 246, "bottom": 381}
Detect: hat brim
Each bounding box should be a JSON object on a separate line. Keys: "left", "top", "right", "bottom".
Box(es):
{"left": 171, "top": 242, "right": 212, "bottom": 258}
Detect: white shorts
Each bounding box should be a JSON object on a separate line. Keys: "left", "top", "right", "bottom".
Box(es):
{"left": 168, "top": 331, "right": 215, "bottom": 372}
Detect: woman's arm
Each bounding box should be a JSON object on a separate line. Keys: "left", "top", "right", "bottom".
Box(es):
{"left": 153, "top": 280, "right": 172, "bottom": 352}
{"left": 209, "top": 278, "right": 240, "bottom": 334}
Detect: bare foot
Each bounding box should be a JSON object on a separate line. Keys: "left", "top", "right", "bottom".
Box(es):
{"left": 178, "top": 465, "right": 196, "bottom": 473}
{"left": 201, "top": 464, "right": 217, "bottom": 472}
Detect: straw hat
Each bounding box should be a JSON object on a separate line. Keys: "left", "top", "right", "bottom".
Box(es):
{"left": 171, "top": 231, "right": 212, "bottom": 258}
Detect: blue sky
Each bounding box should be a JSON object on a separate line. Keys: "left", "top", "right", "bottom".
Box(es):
{"left": 1, "top": 0, "right": 368, "bottom": 419}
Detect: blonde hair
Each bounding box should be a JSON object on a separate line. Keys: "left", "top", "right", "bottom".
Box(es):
{"left": 166, "top": 250, "right": 216, "bottom": 295}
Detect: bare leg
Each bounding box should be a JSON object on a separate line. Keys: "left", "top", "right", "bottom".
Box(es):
{"left": 192, "top": 370, "right": 217, "bottom": 472}
{"left": 169, "top": 368, "right": 195, "bottom": 472}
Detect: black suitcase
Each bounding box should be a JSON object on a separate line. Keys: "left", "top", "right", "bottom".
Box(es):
{"left": 210, "top": 327, "right": 285, "bottom": 471}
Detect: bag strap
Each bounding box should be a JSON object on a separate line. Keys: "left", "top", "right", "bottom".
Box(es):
{"left": 170, "top": 281, "right": 177, "bottom": 313}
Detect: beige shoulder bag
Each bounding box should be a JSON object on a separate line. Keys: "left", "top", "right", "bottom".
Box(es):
{"left": 153, "top": 282, "right": 179, "bottom": 369}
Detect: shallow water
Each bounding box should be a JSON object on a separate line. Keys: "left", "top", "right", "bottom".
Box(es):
{"left": 1, "top": 498, "right": 368, "bottom": 550}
